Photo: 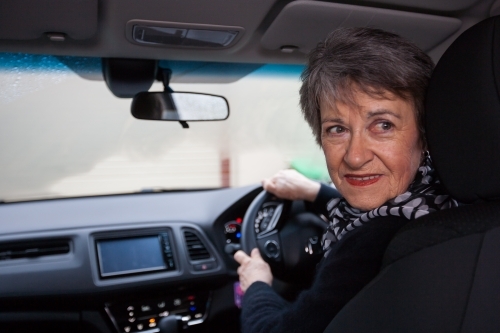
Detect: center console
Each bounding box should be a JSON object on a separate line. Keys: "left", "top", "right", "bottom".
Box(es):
{"left": 92, "top": 226, "right": 218, "bottom": 333}
{"left": 105, "top": 291, "right": 210, "bottom": 333}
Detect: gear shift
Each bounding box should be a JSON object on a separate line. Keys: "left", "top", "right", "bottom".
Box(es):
{"left": 158, "top": 315, "right": 182, "bottom": 333}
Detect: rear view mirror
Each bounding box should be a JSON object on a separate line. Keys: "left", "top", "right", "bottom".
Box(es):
{"left": 131, "top": 91, "right": 229, "bottom": 122}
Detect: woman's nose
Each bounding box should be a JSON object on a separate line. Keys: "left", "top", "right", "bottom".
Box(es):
{"left": 343, "top": 133, "right": 374, "bottom": 169}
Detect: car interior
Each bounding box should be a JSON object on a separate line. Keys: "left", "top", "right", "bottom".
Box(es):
{"left": 1, "top": 1, "right": 500, "bottom": 333}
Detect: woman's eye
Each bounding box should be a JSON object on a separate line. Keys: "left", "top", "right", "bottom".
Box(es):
{"left": 375, "top": 121, "right": 393, "bottom": 131}
{"left": 327, "top": 126, "right": 345, "bottom": 134}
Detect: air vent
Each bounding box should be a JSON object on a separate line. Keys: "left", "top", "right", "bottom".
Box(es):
{"left": 183, "top": 231, "right": 211, "bottom": 261}
{"left": 0, "top": 239, "right": 70, "bottom": 261}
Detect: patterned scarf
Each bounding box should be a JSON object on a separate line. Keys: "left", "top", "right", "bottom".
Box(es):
{"left": 322, "top": 156, "right": 458, "bottom": 257}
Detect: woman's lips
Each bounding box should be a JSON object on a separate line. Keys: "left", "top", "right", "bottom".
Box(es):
{"left": 344, "top": 174, "right": 382, "bottom": 186}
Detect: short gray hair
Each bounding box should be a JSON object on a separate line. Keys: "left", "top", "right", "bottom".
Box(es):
{"left": 300, "top": 27, "right": 434, "bottom": 146}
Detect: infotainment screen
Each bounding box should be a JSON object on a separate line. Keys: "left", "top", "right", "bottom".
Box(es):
{"left": 97, "top": 235, "right": 167, "bottom": 277}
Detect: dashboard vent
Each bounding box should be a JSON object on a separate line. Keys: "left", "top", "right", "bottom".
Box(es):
{"left": 0, "top": 239, "right": 70, "bottom": 261}
{"left": 183, "top": 231, "right": 211, "bottom": 261}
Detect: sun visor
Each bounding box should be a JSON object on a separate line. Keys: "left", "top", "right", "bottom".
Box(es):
{"left": 261, "top": 1, "right": 462, "bottom": 53}
{"left": 0, "top": 0, "right": 98, "bottom": 40}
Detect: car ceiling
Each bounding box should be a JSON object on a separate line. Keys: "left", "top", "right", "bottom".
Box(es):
{"left": 0, "top": 0, "right": 497, "bottom": 65}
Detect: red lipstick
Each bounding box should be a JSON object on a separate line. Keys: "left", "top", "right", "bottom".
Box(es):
{"left": 344, "top": 174, "right": 381, "bottom": 186}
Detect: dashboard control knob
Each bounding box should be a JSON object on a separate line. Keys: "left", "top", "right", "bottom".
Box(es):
{"left": 224, "top": 243, "right": 241, "bottom": 254}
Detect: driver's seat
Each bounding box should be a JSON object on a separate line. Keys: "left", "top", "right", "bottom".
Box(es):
{"left": 324, "top": 16, "right": 500, "bottom": 333}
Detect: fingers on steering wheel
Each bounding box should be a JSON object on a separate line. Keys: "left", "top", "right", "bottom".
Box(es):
{"left": 262, "top": 178, "right": 276, "bottom": 193}
{"left": 250, "top": 248, "right": 261, "bottom": 259}
{"left": 233, "top": 250, "right": 250, "bottom": 265}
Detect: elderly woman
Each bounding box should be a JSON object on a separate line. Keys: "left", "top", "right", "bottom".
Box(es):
{"left": 233, "top": 27, "right": 458, "bottom": 333}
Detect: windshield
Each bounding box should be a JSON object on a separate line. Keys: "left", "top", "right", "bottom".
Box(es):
{"left": 0, "top": 54, "right": 328, "bottom": 202}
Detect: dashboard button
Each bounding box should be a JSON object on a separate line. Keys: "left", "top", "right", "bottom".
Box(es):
{"left": 167, "top": 259, "right": 175, "bottom": 267}
{"left": 264, "top": 240, "right": 280, "bottom": 259}
{"left": 193, "top": 262, "right": 215, "bottom": 271}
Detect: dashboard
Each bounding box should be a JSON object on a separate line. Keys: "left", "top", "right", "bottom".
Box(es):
{"left": 0, "top": 185, "right": 261, "bottom": 333}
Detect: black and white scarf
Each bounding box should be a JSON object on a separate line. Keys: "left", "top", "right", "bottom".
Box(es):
{"left": 322, "top": 156, "right": 458, "bottom": 257}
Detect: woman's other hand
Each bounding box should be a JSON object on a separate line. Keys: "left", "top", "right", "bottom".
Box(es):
{"left": 234, "top": 248, "right": 273, "bottom": 292}
{"left": 262, "top": 169, "right": 320, "bottom": 202}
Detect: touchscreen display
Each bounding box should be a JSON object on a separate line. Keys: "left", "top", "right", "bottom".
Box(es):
{"left": 97, "top": 235, "right": 166, "bottom": 277}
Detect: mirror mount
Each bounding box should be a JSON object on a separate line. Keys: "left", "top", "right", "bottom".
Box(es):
{"left": 161, "top": 68, "right": 187, "bottom": 128}
{"left": 161, "top": 68, "right": 173, "bottom": 92}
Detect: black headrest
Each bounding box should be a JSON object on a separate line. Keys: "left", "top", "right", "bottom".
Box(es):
{"left": 425, "top": 16, "right": 500, "bottom": 203}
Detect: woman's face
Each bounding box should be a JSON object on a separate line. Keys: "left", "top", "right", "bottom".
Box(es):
{"left": 320, "top": 90, "right": 422, "bottom": 211}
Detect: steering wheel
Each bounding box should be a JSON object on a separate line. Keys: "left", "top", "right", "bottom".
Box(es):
{"left": 241, "top": 190, "right": 327, "bottom": 284}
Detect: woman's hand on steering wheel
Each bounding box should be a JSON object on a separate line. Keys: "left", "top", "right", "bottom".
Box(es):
{"left": 262, "top": 169, "right": 321, "bottom": 202}
{"left": 236, "top": 170, "right": 327, "bottom": 285}
{"left": 234, "top": 248, "right": 273, "bottom": 292}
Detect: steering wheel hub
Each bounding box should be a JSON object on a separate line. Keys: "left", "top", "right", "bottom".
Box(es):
{"left": 264, "top": 240, "right": 280, "bottom": 258}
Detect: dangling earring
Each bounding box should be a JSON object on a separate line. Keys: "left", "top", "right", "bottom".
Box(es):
{"left": 421, "top": 150, "right": 430, "bottom": 165}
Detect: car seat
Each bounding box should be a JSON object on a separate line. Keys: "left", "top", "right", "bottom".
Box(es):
{"left": 323, "top": 16, "right": 500, "bottom": 333}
